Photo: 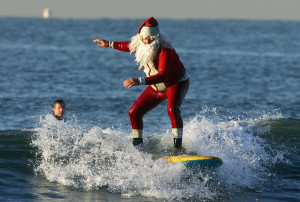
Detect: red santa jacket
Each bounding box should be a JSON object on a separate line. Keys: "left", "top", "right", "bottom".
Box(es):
{"left": 113, "top": 41, "right": 186, "bottom": 91}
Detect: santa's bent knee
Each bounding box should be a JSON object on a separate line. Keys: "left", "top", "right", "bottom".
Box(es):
{"left": 128, "top": 102, "right": 144, "bottom": 129}
{"left": 128, "top": 103, "right": 137, "bottom": 120}
{"left": 129, "top": 103, "right": 142, "bottom": 121}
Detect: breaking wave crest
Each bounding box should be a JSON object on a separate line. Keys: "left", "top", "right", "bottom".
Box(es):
{"left": 31, "top": 111, "right": 290, "bottom": 200}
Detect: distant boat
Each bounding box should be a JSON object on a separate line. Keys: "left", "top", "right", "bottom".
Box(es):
{"left": 43, "top": 8, "right": 51, "bottom": 19}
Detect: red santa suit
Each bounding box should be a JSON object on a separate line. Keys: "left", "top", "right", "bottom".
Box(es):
{"left": 109, "top": 17, "right": 189, "bottom": 147}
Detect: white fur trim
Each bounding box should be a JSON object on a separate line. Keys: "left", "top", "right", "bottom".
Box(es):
{"left": 172, "top": 128, "right": 183, "bottom": 138}
{"left": 132, "top": 129, "right": 143, "bottom": 138}
{"left": 138, "top": 77, "right": 146, "bottom": 85}
{"left": 151, "top": 83, "right": 167, "bottom": 92}
{"left": 140, "top": 26, "right": 159, "bottom": 38}
{"left": 109, "top": 41, "right": 114, "bottom": 48}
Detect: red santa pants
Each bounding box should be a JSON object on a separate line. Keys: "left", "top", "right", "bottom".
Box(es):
{"left": 128, "top": 79, "right": 189, "bottom": 131}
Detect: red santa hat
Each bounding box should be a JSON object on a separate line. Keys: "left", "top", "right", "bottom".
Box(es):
{"left": 138, "top": 17, "right": 160, "bottom": 38}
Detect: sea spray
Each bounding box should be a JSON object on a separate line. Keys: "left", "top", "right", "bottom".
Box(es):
{"left": 32, "top": 114, "right": 213, "bottom": 199}
{"left": 181, "top": 111, "right": 288, "bottom": 192}
{"left": 31, "top": 111, "right": 289, "bottom": 200}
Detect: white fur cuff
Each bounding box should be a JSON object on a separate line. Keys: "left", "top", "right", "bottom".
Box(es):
{"left": 109, "top": 41, "right": 114, "bottom": 49}
{"left": 172, "top": 128, "right": 183, "bottom": 138}
{"left": 138, "top": 77, "right": 146, "bottom": 85}
{"left": 132, "top": 129, "right": 143, "bottom": 138}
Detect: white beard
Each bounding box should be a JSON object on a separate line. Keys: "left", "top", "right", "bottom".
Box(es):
{"left": 129, "top": 34, "right": 160, "bottom": 70}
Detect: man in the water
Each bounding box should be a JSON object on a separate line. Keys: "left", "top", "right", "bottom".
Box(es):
{"left": 94, "top": 17, "right": 189, "bottom": 151}
{"left": 52, "top": 99, "right": 65, "bottom": 121}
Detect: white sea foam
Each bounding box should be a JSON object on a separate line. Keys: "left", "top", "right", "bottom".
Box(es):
{"left": 32, "top": 111, "right": 286, "bottom": 200}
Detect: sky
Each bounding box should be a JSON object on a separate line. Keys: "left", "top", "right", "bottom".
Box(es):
{"left": 1, "top": 0, "right": 300, "bottom": 21}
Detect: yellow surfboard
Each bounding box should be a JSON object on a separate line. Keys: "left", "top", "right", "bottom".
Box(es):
{"left": 155, "top": 155, "right": 223, "bottom": 167}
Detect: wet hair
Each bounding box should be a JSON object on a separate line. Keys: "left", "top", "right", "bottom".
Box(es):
{"left": 52, "top": 99, "right": 66, "bottom": 108}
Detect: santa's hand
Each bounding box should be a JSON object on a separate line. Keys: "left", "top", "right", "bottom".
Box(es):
{"left": 124, "top": 78, "right": 139, "bottom": 88}
{"left": 93, "top": 39, "right": 109, "bottom": 47}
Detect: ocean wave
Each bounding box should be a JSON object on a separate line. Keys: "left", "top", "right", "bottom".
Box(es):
{"left": 27, "top": 111, "right": 296, "bottom": 200}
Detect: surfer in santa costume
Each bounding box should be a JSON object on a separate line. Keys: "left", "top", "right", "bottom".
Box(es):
{"left": 94, "top": 17, "right": 189, "bottom": 151}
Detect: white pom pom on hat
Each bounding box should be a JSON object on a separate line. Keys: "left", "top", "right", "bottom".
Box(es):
{"left": 138, "top": 17, "right": 160, "bottom": 38}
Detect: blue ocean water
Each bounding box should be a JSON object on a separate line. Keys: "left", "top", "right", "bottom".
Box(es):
{"left": 0, "top": 18, "right": 299, "bottom": 201}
